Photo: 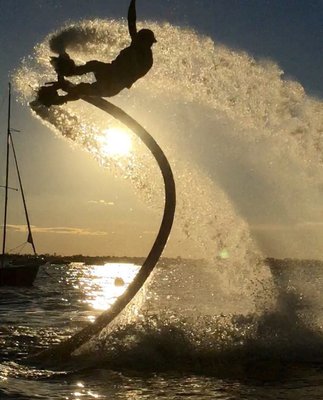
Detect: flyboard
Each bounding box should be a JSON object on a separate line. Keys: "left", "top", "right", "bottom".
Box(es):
{"left": 28, "top": 83, "right": 176, "bottom": 364}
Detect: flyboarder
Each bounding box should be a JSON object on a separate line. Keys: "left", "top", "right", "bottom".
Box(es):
{"left": 37, "top": 0, "right": 157, "bottom": 107}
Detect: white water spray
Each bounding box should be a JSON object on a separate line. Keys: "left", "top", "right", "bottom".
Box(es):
{"left": 14, "top": 19, "right": 323, "bottom": 330}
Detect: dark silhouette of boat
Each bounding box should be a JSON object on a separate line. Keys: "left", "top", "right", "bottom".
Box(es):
{"left": 0, "top": 258, "right": 43, "bottom": 286}
{"left": 0, "top": 83, "right": 46, "bottom": 286}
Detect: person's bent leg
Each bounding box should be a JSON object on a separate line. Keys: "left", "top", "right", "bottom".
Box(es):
{"left": 37, "top": 82, "right": 101, "bottom": 107}
{"left": 71, "top": 61, "right": 107, "bottom": 76}
{"left": 51, "top": 53, "right": 76, "bottom": 77}
{"left": 63, "top": 82, "right": 100, "bottom": 101}
{"left": 51, "top": 55, "right": 110, "bottom": 78}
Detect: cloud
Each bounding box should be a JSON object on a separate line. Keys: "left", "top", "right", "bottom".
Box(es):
{"left": 296, "top": 221, "right": 323, "bottom": 228}
{"left": 88, "top": 200, "right": 115, "bottom": 206}
{"left": 6, "top": 224, "right": 108, "bottom": 236}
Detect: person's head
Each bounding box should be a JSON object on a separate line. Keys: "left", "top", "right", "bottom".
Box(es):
{"left": 134, "top": 29, "right": 157, "bottom": 47}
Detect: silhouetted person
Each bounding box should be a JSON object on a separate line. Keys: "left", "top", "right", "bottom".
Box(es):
{"left": 38, "top": 0, "right": 157, "bottom": 106}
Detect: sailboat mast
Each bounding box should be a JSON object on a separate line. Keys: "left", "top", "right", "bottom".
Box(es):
{"left": 1, "top": 83, "right": 11, "bottom": 266}
{"left": 10, "top": 133, "right": 37, "bottom": 255}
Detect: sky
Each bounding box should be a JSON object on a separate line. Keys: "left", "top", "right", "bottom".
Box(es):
{"left": 0, "top": 0, "right": 322, "bottom": 258}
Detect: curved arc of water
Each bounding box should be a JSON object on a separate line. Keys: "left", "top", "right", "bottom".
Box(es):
{"left": 32, "top": 95, "right": 176, "bottom": 363}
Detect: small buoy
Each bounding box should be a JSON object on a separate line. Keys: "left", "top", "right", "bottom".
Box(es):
{"left": 114, "top": 277, "right": 125, "bottom": 287}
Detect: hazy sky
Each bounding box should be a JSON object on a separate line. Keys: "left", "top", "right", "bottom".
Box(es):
{"left": 0, "top": 0, "right": 322, "bottom": 258}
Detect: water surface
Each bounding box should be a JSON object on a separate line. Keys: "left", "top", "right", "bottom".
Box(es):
{"left": 1, "top": 261, "right": 323, "bottom": 399}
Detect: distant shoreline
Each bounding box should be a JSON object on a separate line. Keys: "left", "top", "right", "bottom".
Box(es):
{"left": 3, "top": 253, "right": 186, "bottom": 266}
{"left": 46, "top": 254, "right": 147, "bottom": 265}
{"left": 4, "top": 254, "right": 323, "bottom": 267}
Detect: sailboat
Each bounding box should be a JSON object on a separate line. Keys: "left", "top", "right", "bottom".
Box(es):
{"left": 0, "top": 83, "right": 45, "bottom": 286}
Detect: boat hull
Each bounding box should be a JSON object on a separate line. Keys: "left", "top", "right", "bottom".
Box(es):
{"left": 0, "top": 263, "right": 41, "bottom": 287}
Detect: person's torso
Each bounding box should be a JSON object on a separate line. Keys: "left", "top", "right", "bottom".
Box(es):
{"left": 110, "top": 44, "right": 153, "bottom": 88}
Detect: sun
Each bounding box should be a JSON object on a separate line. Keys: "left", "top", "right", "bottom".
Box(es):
{"left": 98, "top": 127, "right": 132, "bottom": 157}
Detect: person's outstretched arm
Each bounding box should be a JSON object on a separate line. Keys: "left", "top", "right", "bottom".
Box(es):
{"left": 128, "top": 0, "right": 137, "bottom": 40}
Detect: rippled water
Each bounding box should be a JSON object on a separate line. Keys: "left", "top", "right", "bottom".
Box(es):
{"left": 1, "top": 261, "right": 323, "bottom": 399}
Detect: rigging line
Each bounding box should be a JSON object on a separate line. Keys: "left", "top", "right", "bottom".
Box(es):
{"left": 10, "top": 130, "right": 37, "bottom": 255}
{"left": 7, "top": 241, "right": 28, "bottom": 254}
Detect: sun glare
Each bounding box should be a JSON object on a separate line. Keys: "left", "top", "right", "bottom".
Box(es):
{"left": 82, "top": 263, "right": 139, "bottom": 312}
{"left": 99, "top": 127, "right": 132, "bottom": 157}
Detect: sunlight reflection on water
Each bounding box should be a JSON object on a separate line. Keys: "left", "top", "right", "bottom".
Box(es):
{"left": 78, "top": 263, "right": 139, "bottom": 322}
